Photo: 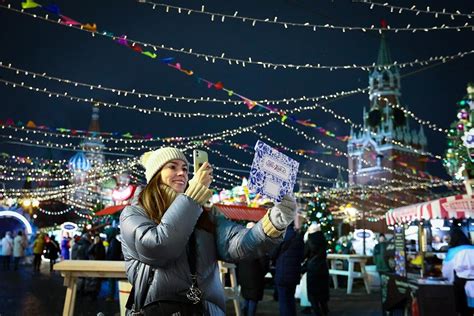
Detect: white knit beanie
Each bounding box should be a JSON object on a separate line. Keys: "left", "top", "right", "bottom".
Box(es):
{"left": 140, "top": 147, "right": 189, "bottom": 183}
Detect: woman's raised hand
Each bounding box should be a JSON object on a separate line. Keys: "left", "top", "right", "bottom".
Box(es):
{"left": 192, "top": 162, "right": 213, "bottom": 188}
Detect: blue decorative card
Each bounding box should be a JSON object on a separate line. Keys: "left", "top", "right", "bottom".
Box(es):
{"left": 248, "top": 140, "right": 300, "bottom": 202}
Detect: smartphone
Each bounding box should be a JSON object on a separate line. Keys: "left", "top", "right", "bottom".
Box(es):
{"left": 193, "top": 150, "right": 208, "bottom": 174}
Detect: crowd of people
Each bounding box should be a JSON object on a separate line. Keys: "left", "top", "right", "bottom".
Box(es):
{"left": 3, "top": 145, "right": 474, "bottom": 315}
{"left": 1, "top": 227, "right": 123, "bottom": 302}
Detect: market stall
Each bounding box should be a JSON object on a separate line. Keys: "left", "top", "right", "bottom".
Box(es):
{"left": 382, "top": 194, "right": 474, "bottom": 315}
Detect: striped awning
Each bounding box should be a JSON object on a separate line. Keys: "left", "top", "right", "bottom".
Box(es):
{"left": 385, "top": 194, "right": 474, "bottom": 225}
{"left": 213, "top": 204, "right": 267, "bottom": 221}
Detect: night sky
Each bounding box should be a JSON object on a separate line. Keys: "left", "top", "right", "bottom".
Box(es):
{"left": 1, "top": 0, "right": 474, "bottom": 192}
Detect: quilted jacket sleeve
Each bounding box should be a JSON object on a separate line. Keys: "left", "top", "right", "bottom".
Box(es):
{"left": 120, "top": 194, "right": 203, "bottom": 268}
{"left": 212, "top": 207, "right": 283, "bottom": 263}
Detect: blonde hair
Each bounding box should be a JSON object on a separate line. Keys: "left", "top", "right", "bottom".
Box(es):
{"left": 138, "top": 171, "right": 172, "bottom": 223}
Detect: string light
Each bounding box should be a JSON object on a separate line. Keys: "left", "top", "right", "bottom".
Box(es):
{"left": 358, "top": 1, "right": 473, "bottom": 20}
{"left": 137, "top": 1, "right": 474, "bottom": 33}
{"left": 378, "top": 96, "right": 449, "bottom": 134}
{"left": 37, "top": 205, "right": 75, "bottom": 216}
{"left": 0, "top": 61, "right": 368, "bottom": 106}
{"left": 0, "top": 78, "right": 276, "bottom": 120}
{"left": 2, "top": 5, "right": 473, "bottom": 71}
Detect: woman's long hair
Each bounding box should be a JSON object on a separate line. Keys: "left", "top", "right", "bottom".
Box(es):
{"left": 138, "top": 170, "right": 171, "bottom": 224}
{"left": 138, "top": 170, "right": 215, "bottom": 233}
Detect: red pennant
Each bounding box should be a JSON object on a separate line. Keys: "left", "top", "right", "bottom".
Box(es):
{"left": 214, "top": 81, "right": 224, "bottom": 90}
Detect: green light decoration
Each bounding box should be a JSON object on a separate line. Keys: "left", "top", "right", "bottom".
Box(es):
{"left": 444, "top": 83, "right": 474, "bottom": 181}
{"left": 305, "top": 195, "right": 335, "bottom": 251}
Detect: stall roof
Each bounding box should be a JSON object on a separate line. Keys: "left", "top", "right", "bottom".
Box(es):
{"left": 385, "top": 194, "right": 474, "bottom": 225}
{"left": 213, "top": 204, "right": 267, "bottom": 222}
{"left": 95, "top": 204, "right": 127, "bottom": 216}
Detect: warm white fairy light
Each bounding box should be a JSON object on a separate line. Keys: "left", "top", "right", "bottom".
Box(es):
{"left": 0, "top": 61, "right": 368, "bottom": 106}
{"left": 138, "top": 1, "right": 474, "bottom": 33}
{"left": 358, "top": 1, "right": 473, "bottom": 20}
{"left": 37, "top": 204, "right": 75, "bottom": 216}
{"left": 379, "top": 96, "right": 449, "bottom": 134}
{"left": 2, "top": 6, "right": 473, "bottom": 71}
{"left": 0, "top": 78, "right": 275, "bottom": 119}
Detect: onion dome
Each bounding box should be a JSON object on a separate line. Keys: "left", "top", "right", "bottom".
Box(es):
{"left": 68, "top": 151, "right": 91, "bottom": 172}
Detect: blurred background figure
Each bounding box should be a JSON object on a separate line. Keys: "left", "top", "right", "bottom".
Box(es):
{"left": 305, "top": 223, "right": 330, "bottom": 316}
{"left": 373, "top": 233, "right": 391, "bottom": 275}
{"left": 442, "top": 227, "right": 474, "bottom": 316}
{"left": 237, "top": 222, "right": 270, "bottom": 316}
{"left": 13, "top": 230, "right": 27, "bottom": 271}
{"left": 32, "top": 233, "right": 45, "bottom": 273}
{"left": 273, "top": 222, "right": 305, "bottom": 316}
{"left": 61, "top": 234, "right": 71, "bottom": 260}
{"left": 46, "top": 234, "right": 60, "bottom": 272}
{"left": 86, "top": 235, "right": 106, "bottom": 300}
{"left": 1, "top": 231, "right": 13, "bottom": 270}
{"left": 105, "top": 227, "right": 122, "bottom": 301}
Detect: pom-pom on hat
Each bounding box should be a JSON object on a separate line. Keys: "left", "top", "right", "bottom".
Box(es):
{"left": 140, "top": 147, "right": 189, "bottom": 183}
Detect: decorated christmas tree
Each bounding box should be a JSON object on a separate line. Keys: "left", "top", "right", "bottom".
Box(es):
{"left": 444, "top": 83, "right": 474, "bottom": 183}
{"left": 305, "top": 195, "right": 335, "bottom": 251}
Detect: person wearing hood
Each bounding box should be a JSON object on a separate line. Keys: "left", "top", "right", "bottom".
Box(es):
{"left": 120, "top": 147, "right": 297, "bottom": 315}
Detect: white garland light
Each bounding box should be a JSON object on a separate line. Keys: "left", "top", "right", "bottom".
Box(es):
{"left": 357, "top": 1, "right": 473, "bottom": 20}
{"left": 0, "top": 61, "right": 367, "bottom": 105}
{"left": 0, "top": 78, "right": 275, "bottom": 119}
{"left": 2, "top": 6, "right": 473, "bottom": 70}
{"left": 137, "top": 1, "right": 474, "bottom": 33}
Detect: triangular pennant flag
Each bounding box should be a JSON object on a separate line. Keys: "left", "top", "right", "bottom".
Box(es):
{"left": 122, "top": 133, "right": 133, "bottom": 139}
{"left": 102, "top": 31, "right": 114, "bottom": 37}
{"left": 116, "top": 35, "right": 129, "bottom": 46}
{"left": 43, "top": 4, "right": 60, "bottom": 14}
{"left": 16, "top": 121, "right": 24, "bottom": 127}
{"left": 131, "top": 44, "right": 143, "bottom": 53}
{"left": 60, "top": 15, "right": 81, "bottom": 26}
{"left": 214, "top": 81, "right": 224, "bottom": 90}
{"left": 227, "top": 90, "right": 234, "bottom": 96}
{"left": 181, "top": 69, "right": 193, "bottom": 76}
{"left": 160, "top": 57, "right": 174, "bottom": 64}
{"left": 26, "top": 120, "right": 36, "bottom": 128}
{"left": 82, "top": 23, "right": 97, "bottom": 32}
{"left": 5, "top": 118, "right": 14, "bottom": 126}
{"left": 21, "top": 0, "right": 40, "bottom": 9}
{"left": 142, "top": 51, "right": 157, "bottom": 59}
{"left": 244, "top": 99, "right": 257, "bottom": 110}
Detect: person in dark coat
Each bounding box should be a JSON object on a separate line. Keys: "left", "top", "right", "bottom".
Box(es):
{"left": 105, "top": 228, "right": 123, "bottom": 301}
{"left": 237, "top": 222, "right": 270, "bottom": 316}
{"left": 305, "top": 224, "right": 330, "bottom": 316}
{"left": 86, "top": 235, "right": 106, "bottom": 300}
{"left": 45, "top": 235, "right": 60, "bottom": 272}
{"left": 273, "top": 222, "right": 305, "bottom": 316}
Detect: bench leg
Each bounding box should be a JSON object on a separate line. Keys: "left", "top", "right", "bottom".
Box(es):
{"left": 63, "top": 275, "right": 77, "bottom": 316}
{"left": 330, "top": 260, "right": 338, "bottom": 289}
{"left": 347, "top": 261, "right": 354, "bottom": 294}
{"left": 229, "top": 268, "right": 242, "bottom": 316}
{"left": 360, "top": 262, "right": 371, "bottom": 294}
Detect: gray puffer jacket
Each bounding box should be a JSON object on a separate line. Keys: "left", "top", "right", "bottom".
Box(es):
{"left": 120, "top": 189, "right": 282, "bottom": 315}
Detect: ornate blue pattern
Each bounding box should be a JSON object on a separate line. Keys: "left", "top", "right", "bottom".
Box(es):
{"left": 248, "top": 140, "right": 299, "bottom": 202}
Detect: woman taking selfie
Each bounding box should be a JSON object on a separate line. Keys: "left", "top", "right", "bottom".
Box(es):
{"left": 120, "top": 147, "right": 297, "bottom": 315}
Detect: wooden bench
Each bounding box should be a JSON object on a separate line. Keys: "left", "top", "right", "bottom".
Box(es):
{"left": 55, "top": 260, "right": 242, "bottom": 315}
{"left": 327, "top": 254, "right": 371, "bottom": 294}
{"left": 54, "top": 260, "right": 126, "bottom": 316}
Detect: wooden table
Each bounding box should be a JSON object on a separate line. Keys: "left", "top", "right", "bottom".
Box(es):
{"left": 327, "top": 254, "right": 371, "bottom": 294}
{"left": 55, "top": 260, "right": 242, "bottom": 315}
{"left": 54, "top": 260, "right": 126, "bottom": 316}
